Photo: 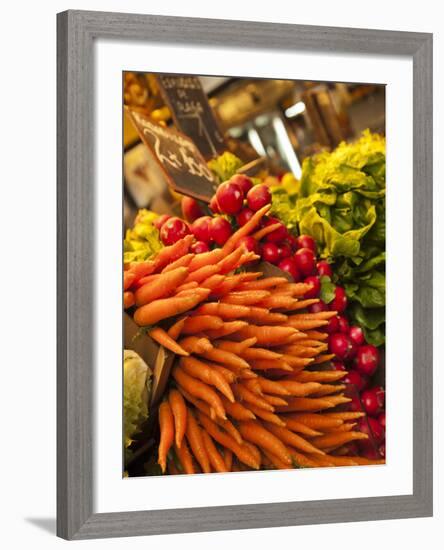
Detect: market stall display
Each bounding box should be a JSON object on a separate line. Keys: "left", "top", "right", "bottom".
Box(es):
{"left": 122, "top": 74, "right": 386, "bottom": 476}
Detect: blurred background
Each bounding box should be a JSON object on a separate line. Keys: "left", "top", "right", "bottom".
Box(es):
{"left": 123, "top": 73, "right": 385, "bottom": 228}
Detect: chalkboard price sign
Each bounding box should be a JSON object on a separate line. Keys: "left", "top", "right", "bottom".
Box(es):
{"left": 126, "top": 108, "right": 218, "bottom": 202}
{"left": 157, "top": 75, "right": 226, "bottom": 160}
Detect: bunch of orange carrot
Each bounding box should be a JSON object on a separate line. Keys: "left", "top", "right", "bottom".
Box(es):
{"left": 124, "top": 204, "right": 384, "bottom": 474}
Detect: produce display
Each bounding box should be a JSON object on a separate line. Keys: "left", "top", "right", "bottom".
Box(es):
{"left": 123, "top": 139, "right": 387, "bottom": 474}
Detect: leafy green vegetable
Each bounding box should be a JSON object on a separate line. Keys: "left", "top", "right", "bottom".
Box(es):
{"left": 208, "top": 152, "right": 243, "bottom": 182}
{"left": 295, "top": 131, "right": 386, "bottom": 345}
{"left": 270, "top": 187, "right": 299, "bottom": 234}
{"left": 319, "top": 276, "right": 336, "bottom": 304}
{"left": 124, "top": 350, "right": 152, "bottom": 451}
{"left": 124, "top": 209, "right": 163, "bottom": 264}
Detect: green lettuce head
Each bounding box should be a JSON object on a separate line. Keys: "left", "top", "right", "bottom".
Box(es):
{"left": 123, "top": 350, "right": 152, "bottom": 450}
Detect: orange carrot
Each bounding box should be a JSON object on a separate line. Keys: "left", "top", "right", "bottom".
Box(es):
{"left": 200, "top": 274, "right": 225, "bottom": 291}
{"left": 188, "top": 248, "right": 224, "bottom": 271}
{"left": 249, "top": 359, "right": 293, "bottom": 372}
{"left": 263, "top": 422, "right": 324, "bottom": 455}
{"left": 174, "top": 440, "right": 195, "bottom": 474}
{"left": 235, "top": 325, "right": 298, "bottom": 346}
{"left": 158, "top": 401, "right": 174, "bottom": 473}
{"left": 132, "top": 273, "right": 159, "bottom": 289}
{"left": 197, "top": 413, "right": 260, "bottom": 469}
{"left": 246, "top": 308, "right": 288, "bottom": 324}
{"left": 276, "top": 396, "right": 341, "bottom": 413}
{"left": 262, "top": 449, "right": 292, "bottom": 470}
{"left": 128, "top": 259, "right": 157, "bottom": 281}
{"left": 245, "top": 404, "right": 286, "bottom": 426}
{"left": 162, "top": 253, "right": 194, "bottom": 273}
{"left": 236, "top": 277, "right": 289, "bottom": 291}
{"left": 241, "top": 347, "right": 283, "bottom": 361}
{"left": 178, "top": 335, "right": 213, "bottom": 354}
{"left": 123, "top": 271, "right": 136, "bottom": 291}
{"left": 285, "top": 319, "right": 329, "bottom": 330}
{"left": 257, "top": 377, "right": 291, "bottom": 396}
{"left": 195, "top": 302, "right": 250, "bottom": 319}
{"left": 220, "top": 395, "right": 256, "bottom": 421}
{"left": 221, "top": 290, "right": 271, "bottom": 306}
{"left": 135, "top": 267, "right": 188, "bottom": 306}
{"left": 149, "top": 327, "right": 189, "bottom": 356}
{"left": 282, "top": 417, "right": 322, "bottom": 437}
{"left": 235, "top": 384, "right": 275, "bottom": 412}
{"left": 205, "top": 321, "right": 248, "bottom": 339}
{"left": 252, "top": 222, "right": 282, "bottom": 241}
{"left": 295, "top": 370, "right": 347, "bottom": 382}
{"left": 287, "top": 447, "right": 320, "bottom": 468}
{"left": 239, "top": 421, "right": 292, "bottom": 465}
{"left": 153, "top": 235, "right": 194, "bottom": 271}
{"left": 185, "top": 264, "right": 221, "bottom": 284}
{"left": 167, "top": 317, "right": 187, "bottom": 340}
{"left": 286, "top": 413, "right": 344, "bottom": 430}
{"left": 175, "top": 281, "right": 199, "bottom": 293}
{"left": 133, "top": 290, "right": 210, "bottom": 326}
{"left": 172, "top": 366, "right": 226, "bottom": 419}
{"left": 217, "top": 247, "right": 245, "bottom": 274}
{"left": 179, "top": 356, "right": 235, "bottom": 402}
{"left": 278, "top": 380, "right": 322, "bottom": 397}
{"left": 222, "top": 204, "right": 271, "bottom": 254}
{"left": 310, "top": 432, "right": 368, "bottom": 450}
{"left": 326, "top": 412, "right": 365, "bottom": 420}
{"left": 182, "top": 315, "right": 224, "bottom": 334}
{"left": 123, "top": 291, "right": 135, "bottom": 309}
{"left": 259, "top": 295, "right": 299, "bottom": 310}
{"left": 312, "top": 384, "right": 345, "bottom": 397}
{"left": 262, "top": 394, "right": 288, "bottom": 407}
{"left": 311, "top": 354, "right": 336, "bottom": 365}
{"left": 215, "top": 337, "right": 257, "bottom": 355}
{"left": 201, "top": 431, "right": 228, "bottom": 473}
{"left": 186, "top": 410, "right": 211, "bottom": 473}
{"left": 169, "top": 389, "right": 187, "bottom": 448}
{"left": 200, "top": 347, "right": 250, "bottom": 371}
{"left": 288, "top": 312, "right": 338, "bottom": 321}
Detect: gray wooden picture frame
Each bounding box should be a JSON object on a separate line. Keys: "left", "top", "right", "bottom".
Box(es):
{"left": 57, "top": 9, "right": 433, "bottom": 540}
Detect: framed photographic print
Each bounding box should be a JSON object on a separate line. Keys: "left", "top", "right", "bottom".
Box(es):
{"left": 57, "top": 10, "right": 433, "bottom": 540}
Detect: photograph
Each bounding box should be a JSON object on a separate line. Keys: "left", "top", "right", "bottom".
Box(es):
{"left": 122, "top": 73, "right": 386, "bottom": 477}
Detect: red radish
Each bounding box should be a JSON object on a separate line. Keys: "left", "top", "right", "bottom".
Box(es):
{"left": 278, "top": 257, "right": 300, "bottom": 280}
{"left": 294, "top": 247, "right": 316, "bottom": 276}
{"left": 330, "top": 360, "right": 346, "bottom": 371}
{"left": 238, "top": 236, "right": 259, "bottom": 255}
{"left": 286, "top": 235, "right": 299, "bottom": 251}
{"left": 153, "top": 214, "right": 171, "bottom": 230}
{"left": 295, "top": 234, "right": 316, "bottom": 253}
{"left": 328, "top": 333, "right": 354, "bottom": 360}
{"left": 209, "top": 195, "right": 221, "bottom": 214}
{"left": 216, "top": 181, "right": 244, "bottom": 215}
{"left": 355, "top": 345, "right": 380, "bottom": 376}
{"left": 261, "top": 242, "right": 280, "bottom": 265}
{"left": 349, "top": 325, "right": 365, "bottom": 346}
{"left": 160, "top": 217, "right": 190, "bottom": 245}
{"left": 337, "top": 315, "right": 349, "bottom": 333}
{"left": 326, "top": 316, "right": 340, "bottom": 334}
{"left": 377, "top": 411, "right": 386, "bottom": 430}
{"left": 343, "top": 370, "right": 367, "bottom": 391}
{"left": 303, "top": 275, "right": 321, "bottom": 299}
{"left": 359, "top": 440, "right": 380, "bottom": 460}
{"left": 181, "top": 196, "right": 203, "bottom": 223}
{"left": 230, "top": 174, "right": 253, "bottom": 195}
{"left": 308, "top": 300, "right": 329, "bottom": 313}
{"left": 317, "top": 260, "right": 333, "bottom": 278}
{"left": 236, "top": 207, "right": 254, "bottom": 227}
{"left": 330, "top": 286, "right": 348, "bottom": 313}
{"left": 190, "top": 216, "right": 212, "bottom": 243}
{"left": 358, "top": 417, "right": 385, "bottom": 444}
{"left": 190, "top": 241, "right": 210, "bottom": 254}
{"left": 277, "top": 243, "right": 292, "bottom": 260}
{"left": 361, "top": 386, "right": 385, "bottom": 416}
{"left": 246, "top": 184, "right": 271, "bottom": 211}
{"left": 348, "top": 393, "right": 363, "bottom": 412}
{"left": 209, "top": 217, "right": 232, "bottom": 246}
{"left": 263, "top": 218, "right": 288, "bottom": 243}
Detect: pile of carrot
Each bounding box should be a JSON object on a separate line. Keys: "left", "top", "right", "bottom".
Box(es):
{"left": 124, "top": 205, "right": 384, "bottom": 474}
